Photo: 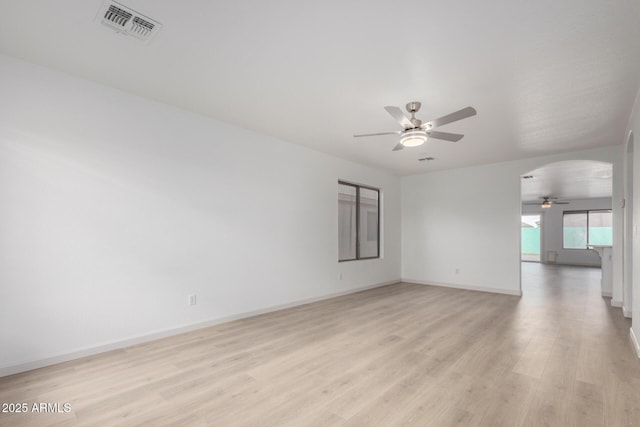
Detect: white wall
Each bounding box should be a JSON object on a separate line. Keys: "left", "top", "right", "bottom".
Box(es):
{"left": 0, "top": 54, "right": 402, "bottom": 375}
{"left": 524, "top": 198, "right": 613, "bottom": 268}
{"left": 402, "top": 162, "right": 522, "bottom": 295}
{"left": 401, "top": 146, "right": 623, "bottom": 297}
{"left": 623, "top": 136, "right": 634, "bottom": 318}
{"left": 628, "top": 88, "right": 640, "bottom": 357}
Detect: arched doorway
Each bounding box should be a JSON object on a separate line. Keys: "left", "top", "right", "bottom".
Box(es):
{"left": 520, "top": 160, "right": 613, "bottom": 295}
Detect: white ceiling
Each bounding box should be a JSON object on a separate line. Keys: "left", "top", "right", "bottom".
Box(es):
{"left": 0, "top": 1, "right": 639, "bottom": 176}
{"left": 521, "top": 160, "right": 612, "bottom": 202}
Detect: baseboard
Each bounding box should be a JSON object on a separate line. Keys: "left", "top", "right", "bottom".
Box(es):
{"left": 602, "top": 291, "right": 613, "bottom": 298}
{"left": 631, "top": 327, "right": 640, "bottom": 359}
{"left": 623, "top": 307, "right": 632, "bottom": 318}
{"left": 0, "top": 279, "right": 399, "bottom": 378}
{"left": 401, "top": 278, "right": 522, "bottom": 296}
{"left": 611, "top": 299, "right": 623, "bottom": 307}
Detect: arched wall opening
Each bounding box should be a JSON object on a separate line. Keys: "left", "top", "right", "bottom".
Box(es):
{"left": 519, "top": 160, "right": 614, "bottom": 296}
{"left": 400, "top": 145, "right": 622, "bottom": 300}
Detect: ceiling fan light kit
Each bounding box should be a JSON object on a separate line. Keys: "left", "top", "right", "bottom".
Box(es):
{"left": 400, "top": 129, "right": 427, "bottom": 147}
{"left": 354, "top": 101, "right": 476, "bottom": 151}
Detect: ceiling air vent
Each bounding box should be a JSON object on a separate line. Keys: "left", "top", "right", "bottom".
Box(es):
{"left": 96, "top": 0, "right": 161, "bottom": 43}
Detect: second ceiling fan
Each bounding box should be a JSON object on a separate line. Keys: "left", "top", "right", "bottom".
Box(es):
{"left": 354, "top": 101, "right": 477, "bottom": 151}
{"left": 523, "top": 196, "right": 570, "bottom": 209}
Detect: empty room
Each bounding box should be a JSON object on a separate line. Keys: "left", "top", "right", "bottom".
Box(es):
{"left": 1, "top": 1, "right": 640, "bottom": 426}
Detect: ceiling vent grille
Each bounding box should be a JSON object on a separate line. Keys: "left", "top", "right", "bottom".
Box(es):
{"left": 96, "top": 0, "right": 161, "bottom": 43}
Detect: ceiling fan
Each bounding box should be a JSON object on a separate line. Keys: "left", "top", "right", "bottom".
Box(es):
{"left": 354, "top": 102, "right": 477, "bottom": 151}
{"left": 523, "top": 196, "right": 569, "bottom": 209}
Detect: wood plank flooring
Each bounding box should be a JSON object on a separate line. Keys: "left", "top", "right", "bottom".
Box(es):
{"left": 1, "top": 263, "right": 639, "bottom": 426}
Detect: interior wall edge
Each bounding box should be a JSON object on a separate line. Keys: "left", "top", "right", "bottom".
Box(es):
{"left": 631, "top": 327, "right": 640, "bottom": 359}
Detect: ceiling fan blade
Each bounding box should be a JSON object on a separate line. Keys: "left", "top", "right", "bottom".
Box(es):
{"left": 427, "top": 130, "right": 464, "bottom": 142}
{"left": 425, "top": 106, "right": 477, "bottom": 129}
{"left": 554, "top": 202, "right": 570, "bottom": 204}
{"left": 384, "top": 106, "right": 413, "bottom": 129}
{"left": 354, "top": 131, "right": 402, "bottom": 137}
{"left": 523, "top": 202, "right": 541, "bottom": 205}
{"left": 392, "top": 143, "right": 404, "bottom": 151}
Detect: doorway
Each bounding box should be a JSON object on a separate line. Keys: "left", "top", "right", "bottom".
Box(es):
{"left": 521, "top": 214, "right": 541, "bottom": 262}
{"left": 519, "top": 160, "right": 614, "bottom": 296}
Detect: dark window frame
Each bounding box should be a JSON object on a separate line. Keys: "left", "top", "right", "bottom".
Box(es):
{"left": 562, "top": 209, "right": 612, "bottom": 250}
{"left": 338, "top": 181, "right": 380, "bottom": 262}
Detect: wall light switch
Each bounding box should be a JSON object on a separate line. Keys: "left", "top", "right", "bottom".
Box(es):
{"left": 188, "top": 294, "right": 197, "bottom": 306}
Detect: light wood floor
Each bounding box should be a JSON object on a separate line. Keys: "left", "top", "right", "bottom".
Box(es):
{"left": 1, "top": 263, "right": 639, "bottom": 426}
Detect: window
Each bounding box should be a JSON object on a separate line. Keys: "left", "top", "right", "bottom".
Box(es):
{"left": 521, "top": 214, "right": 541, "bottom": 262}
{"left": 563, "top": 212, "right": 588, "bottom": 249}
{"left": 338, "top": 182, "right": 379, "bottom": 261}
{"left": 563, "top": 210, "right": 612, "bottom": 249}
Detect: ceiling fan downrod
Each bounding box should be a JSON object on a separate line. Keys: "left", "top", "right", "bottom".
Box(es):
{"left": 407, "top": 102, "right": 421, "bottom": 127}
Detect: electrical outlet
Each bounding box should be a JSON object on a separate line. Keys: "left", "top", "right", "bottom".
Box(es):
{"left": 455, "top": 268, "right": 460, "bottom": 274}
{"left": 339, "top": 273, "right": 343, "bottom": 280}
{"left": 188, "top": 294, "right": 197, "bottom": 306}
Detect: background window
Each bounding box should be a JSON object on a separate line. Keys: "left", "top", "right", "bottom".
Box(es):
{"left": 563, "top": 212, "right": 588, "bottom": 249}
{"left": 521, "top": 214, "right": 541, "bottom": 262}
{"left": 338, "top": 182, "right": 380, "bottom": 261}
{"left": 563, "top": 210, "right": 612, "bottom": 249}
{"left": 588, "top": 210, "right": 613, "bottom": 245}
